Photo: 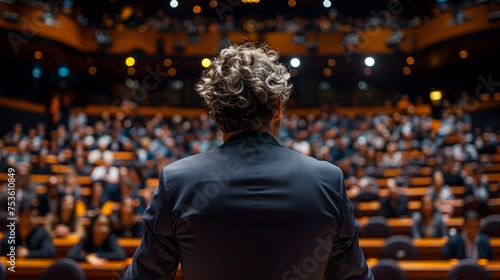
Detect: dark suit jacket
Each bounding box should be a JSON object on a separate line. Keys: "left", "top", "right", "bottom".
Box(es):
{"left": 125, "top": 131, "right": 372, "bottom": 280}
{"left": 442, "top": 232, "right": 494, "bottom": 260}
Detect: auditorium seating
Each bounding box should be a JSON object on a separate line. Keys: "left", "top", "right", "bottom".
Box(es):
{"left": 1, "top": 257, "right": 499, "bottom": 280}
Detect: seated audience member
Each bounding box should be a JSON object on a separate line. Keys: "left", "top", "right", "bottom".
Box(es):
{"left": 90, "top": 152, "right": 119, "bottom": 184}
{"left": 129, "top": 166, "right": 145, "bottom": 190}
{"left": 464, "top": 168, "right": 492, "bottom": 216}
{"left": 4, "top": 123, "right": 25, "bottom": 146}
{"left": 31, "top": 151, "right": 52, "bottom": 174}
{"left": 110, "top": 197, "right": 145, "bottom": 238}
{"left": 1, "top": 172, "right": 36, "bottom": 214}
{"left": 0, "top": 203, "right": 55, "bottom": 258}
{"left": 66, "top": 214, "right": 126, "bottom": 266}
{"left": 378, "top": 178, "right": 409, "bottom": 218}
{"left": 453, "top": 133, "right": 478, "bottom": 162}
{"left": 62, "top": 171, "right": 82, "bottom": 199}
{"left": 37, "top": 174, "right": 65, "bottom": 217}
{"left": 382, "top": 142, "right": 403, "bottom": 168}
{"left": 7, "top": 140, "right": 31, "bottom": 173}
{"left": 74, "top": 156, "right": 92, "bottom": 176}
{"left": 442, "top": 210, "right": 494, "bottom": 260}
{"left": 84, "top": 181, "right": 105, "bottom": 216}
{"left": 427, "top": 170, "right": 454, "bottom": 216}
{"left": 442, "top": 159, "right": 464, "bottom": 187}
{"left": 45, "top": 195, "right": 85, "bottom": 238}
{"left": 411, "top": 195, "right": 448, "bottom": 238}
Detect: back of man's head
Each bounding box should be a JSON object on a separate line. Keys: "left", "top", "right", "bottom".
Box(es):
{"left": 196, "top": 42, "right": 292, "bottom": 133}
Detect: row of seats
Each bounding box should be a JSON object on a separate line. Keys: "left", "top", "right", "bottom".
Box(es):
{"left": 1, "top": 257, "right": 499, "bottom": 280}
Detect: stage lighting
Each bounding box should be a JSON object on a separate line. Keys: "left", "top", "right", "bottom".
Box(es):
{"left": 290, "top": 58, "right": 300, "bottom": 68}
{"left": 430, "top": 90, "right": 442, "bottom": 101}
{"left": 364, "top": 57, "right": 375, "bottom": 67}
{"left": 323, "top": 0, "right": 331, "bottom": 8}
{"left": 170, "top": 0, "right": 178, "bottom": 8}
{"left": 58, "top": 66, "right": 69, "bottom": 77}
{"left": 125, "top": 57, "right": 135, "bottom": 67}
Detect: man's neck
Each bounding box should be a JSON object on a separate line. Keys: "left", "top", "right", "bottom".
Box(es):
{"left": 223, "top": 130, "right": 243, "bottom": 142}
{"left": 223, "top": 127, "right": 276, "bottom": 143}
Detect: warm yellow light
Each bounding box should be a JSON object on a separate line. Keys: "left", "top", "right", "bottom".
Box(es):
{"left": 323, "top": 68, "right": 332, "bottom": 77}
{"left": 327, "top": 58, "right": 336, "bottom": 67}
{"left": 34, "top": 51, "right": 43, "bottom": 59}
{"left": 288, "top": 0, "right": 296, "bottom": 7}
{"left": 168, "top": 68, "right": 176, "bottom": 76}
{"left": 459, "top": 50, "right": 468, "bottom": 59}
{"left": 209, "top": 0, "right": 218, "bottom": 8}
{"left": 89, "top": 66, "right": 97, "bottom": 75}
{"left": 193, "top": 5, "right": 202, "bottom": 14}
{"left": 125, "top": 57, "right": 135, "bottom": 67}
{"left": 406, "top": 56, "right": 414, "bottom": 65}
{"left": 201, "top": 58, "right": 211, "bottom": 68}
{"left": 127, "top": 67, "right": 135, "bottom": 75}
{"left": 163, "top": 58, "right": 172, "bottom": 67}
{"left": 403, "top": 66, "right": 411, "bottom": 75}
{"left": 430, "top": 90, "right": 442, "bottom": 101}
{"left": 363, "top": 67, "right": 371, "bottom": 76}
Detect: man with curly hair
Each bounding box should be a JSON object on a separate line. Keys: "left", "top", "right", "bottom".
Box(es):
{"left": 125, "top": 43, "right": 373, "bottom": 280}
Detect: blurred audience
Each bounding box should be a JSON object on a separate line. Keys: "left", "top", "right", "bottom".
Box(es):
{"left": 411, "top": 195, "right": 448, "bottom": 238}
{"left": 66, "top": 214, "right": 126, "bottom": 266}
{"left": 442, "top": 210, "right": 494, "bottom": 260}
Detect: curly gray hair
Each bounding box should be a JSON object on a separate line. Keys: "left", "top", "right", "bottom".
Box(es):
{"left": 196, "top": 42, "right": 292, "bottom": 133}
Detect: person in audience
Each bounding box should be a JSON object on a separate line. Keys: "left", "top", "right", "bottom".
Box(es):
{"left": 74, "top": 156, "right": 92, "bottom": 176}
{"left": 441, "top": 159, "right": 463, "bottom": 187}
{"left": 0, "top": 202, "right": 55, "bottom": 258}
{"left": 62, "top": 171, "right": 82, "bottom": 199}
{"left": 66, "top": 214, "right": 126, "bottom": 266}
{"left": 7, "top": 140, "right": 31, "bottom": 173}
{"left": 90, "top": 152, "right": 119, "bottom": 184}
{"left": 382, "top": 142, "right": 403, "bottom": 168}
{"left": 378, "top": 178, "right": 410, "bottom": 218}
{"left": 31, "top": 151, "right": 52, "bottom": 174}
{"left": 45, "top": 194, "right": 85, "bottom": 238}
{"left": 411, "top": 195, "right": 448, "bottom": 238}
{"left": 87, "top": 137, "right": 112, "bottom": 164}
{"left": 453, "top": 133, "right": 478, "bottom": 162}
{"left": 110, "top": 197, "right": 145, "bottom": 238}
{"left": 464, "top": 167, "right": 492, "bottom": 216}
{"left": 84, "top": 180, "right": 105, "bottom": 216}
{"left": 427, "top": 170, "right": 455, "bottom": 216}
{"left": 37, "top": 174, "right": 65, "bottom": 217}
{"left": 4, "top": 123, "right": 25, "bottom": 146}
{"left": 442, "top": 210, "right": 494, "bottom": 260}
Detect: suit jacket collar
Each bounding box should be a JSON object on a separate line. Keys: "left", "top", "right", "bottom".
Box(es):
{"left": 221, "top": 131, "right": 282, "bottom": 148}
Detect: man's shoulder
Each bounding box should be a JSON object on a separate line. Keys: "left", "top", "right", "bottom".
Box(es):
{"left": 163, "top": 150, "right": 217, "bottom": 172}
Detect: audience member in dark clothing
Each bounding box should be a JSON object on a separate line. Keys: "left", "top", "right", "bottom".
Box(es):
{"left": 110, "top": 197, "right": 145, "bottom": 238}
{"left": 442, "top": 210, "right": 494, "bottom": 260}
{"left": 378, "top": 178, "right": 410, "bottom": 218}
{"left": 411, "top": 195, "right": 448, "bottom": 238}
{"left": 45, "top": 194, "right": 85, "bottom": 238}
{"left": 0, "top": 203, "right": 55, "bottom": 258}
{"left": 84, "top": 181, "right": 105, "bottom": 217}
{"left": 442, "top": 159, "right": 464, "bottom": 187}
{"left": 66, "top": 214, "right": 126, "bottom": 266}
{"left": 37, "top": 175, "right": 65, "bottom": 217}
